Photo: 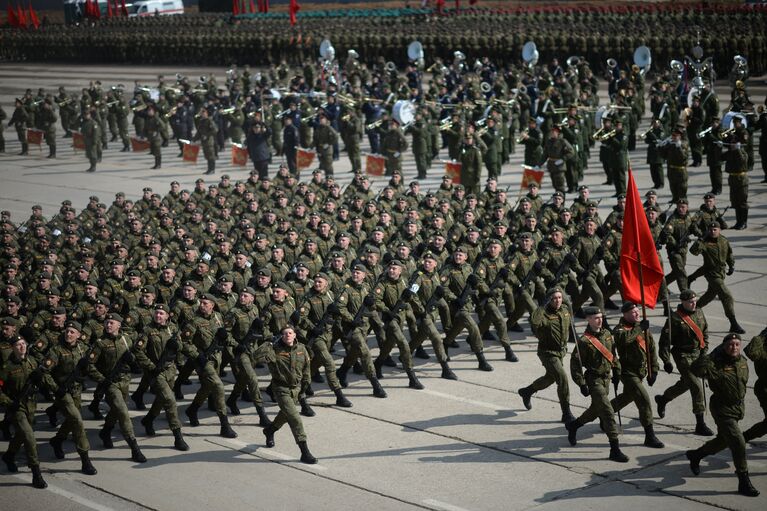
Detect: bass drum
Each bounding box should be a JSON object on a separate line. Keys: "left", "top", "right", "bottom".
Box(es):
{"left": 392, "top": 100, "right": 416, "bottom": 126}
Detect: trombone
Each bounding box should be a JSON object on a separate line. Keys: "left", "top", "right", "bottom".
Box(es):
{"left": 516, "top": 129, "right": 529, "bottom": 143}
{"left": 366, "top": 119, "right": 384, "bottom": 130}
{"left": 594, "top": 129, "right": 616, "bottom": 141}
{"left": 696, "top": 126, "right": 713, "bottom": 139}
{"left": 56, "top": 98, "right": 72, "bottom": 108}
{"left": 163, "top": 106, "right": 178, "bottom": 120}
{"left": 219, "top": 107, "right": 236, "bottom": 115}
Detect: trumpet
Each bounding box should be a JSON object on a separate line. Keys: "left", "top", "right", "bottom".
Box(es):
{"left": 274, "top": 108, "right": 291, "bottom": 119}
{"left": 165, "top": 87, "right": 182, "bottom": 95}
{"left": 516, "top": 129, "right": 529, "bottom": 143}
{"left": 56, "top": 98, "right": 72, "bottom": 107}
{"left": 696, "top": 126, "right": 713, "bottom": 139}
{"left": 719, "top": 128, "right": 735, "bottom": 139}
{"left": 591, "top": 127, "right": 605, "bottom": 140}
{"left": 163, "top": 106, "right": 178, "bottom": 120}
{"left": 131, "top": 104, "right": 147, "bottom": 112}
{"left": 595, "top": 129, "right": 616, "bottom": 141}
{"left": 439, "top": 118, "right": 454, "bottom": 131}
{"left": 105, "top": 100, "right": 120, "bottom": 108}
{"left": 552, "top": 107, "right": 570, "bottom": 114}
{"left": 31, "top": 99, "right": 44, "bottom": 106}
{"left": 366, "top": 119, "right": 384, "bottom": 130}
{"left": 219, "top": 107, "right": 236, "bottom": 115}
{"left": 556, "top": 119, "right": 569, "bottom": 128}
{"left": 638, "top": 127, "right": 655, "bottom": 139}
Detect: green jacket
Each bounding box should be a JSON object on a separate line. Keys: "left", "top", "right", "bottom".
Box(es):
{"left": 612, "top": 318, "right": 658, "bottom": 379}
{"left": 570, "top": 326, "right": 620, "bottom": 386}
{"left": 41, "top": 339, "right": 90, "bottom": 394}
{"left": 253, "top": 339, "right": 310, "bottom": 389}
{"left": 530, "top": 303, "right": 571, "bottom": 357}
{"left": 692, "top": 344, "right": 748, "bottom": 420}
{"left": 689, "top": 235, "right": 734, "bottom": 280}
{"left": 660, "top": 305, "right": 708, "bottom": 363}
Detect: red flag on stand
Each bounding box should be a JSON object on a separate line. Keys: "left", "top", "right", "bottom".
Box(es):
{"left": 620, "top": 168, "right": 664, "bottom": 308}
{"left": 232, "top": 0, "right": 239, "bottom": 15}
{"left": 8, "top": 3, "right": 19, "bottom": 28}
{"left": 231, "top": 144, "right": 248, "bottom": 166}
{"left": 289, "top": 0, "right": 299, "bottom": 26}
{"left": 249, "top": 0, "right": 255, "bottom": 13}
{"left": 72, "top": 131, "right": 86, "bottom": 151}
{"left": 17, "top": 3, "right": 26, "bottom": 27}
{"left": 106, "top": 0, "right": 113, "bottom": 18}
{"left": 28, "top": 2, "right": 40, "bottom": 29}
{"left": 263, "top": 0, "right": 269, "bottom": 12}
{"left": 296, "top": 148, "right": 315, "bottom": 170}
{"left": 520, "top": 165, "right": 544, "bottom": 190}
{"left": 435, "top": 0, "right": 445, "bottom": 14}
{"left": 445, "top": 161, "right": 461, "bottom": 183}
{"left": 365, "top": 153, "right": 385, "bottom": 176}
{"left": 120, "top": 0, "right": 128, "bottom": 16}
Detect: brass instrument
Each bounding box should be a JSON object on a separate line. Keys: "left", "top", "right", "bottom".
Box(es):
{"left": 696, "top": 126, "right": 713, "bottom": 139}
{"left": 552, "top": 107, "right": 570, "bottom": 114}
{"left": 719, "top": 128, "right": 735, "bottom": 139}
{"left": 516, "top": 129, "right": 529, "bottom": 143}
{"left": 385, "top": 61, "right": 397, "bottom": 72}
{"left": 340, "top": 112, "right": 353, "bottom": 123}
{"left": 638, "top": 127, "right": 654, "bottom": 139}
{"left": 274, "top": 108, "right": 291, "bottom": 120}
{"left": 56, "top": 98, "right": 72, "bottom": 107}
{"left": 366, "top": 119, "right": 384, "bottom": 130}
{"left": 131, "top": 104, "right": 147, "bottom": 112}
{"left": 105, "top": 100, "right": 120, "bottom": 108}
{"left": 438, "top": 119, "right": 454, "bottom": 132}
{"left": 31, "top": 99, "right": 44, "bottom": 107}
{"left": 219, "top": 107, "right": 236, "bottom": 115}
{"left": 595, "top": 129, "right": 616, "bottom": 141}
{"left": 163, "top": 106, "right": 178, "bottom": 120}
{"left": 336, "top": 93, "right": 358, "bottom": 107}
{"left": 556, "top": 119, "right": 569, "bottom": 128}
{"left": 165, "top": 87, "right": 182, "bottom": 95}
{"left": 591, "top": 127, "right": 606, "bottom": 140}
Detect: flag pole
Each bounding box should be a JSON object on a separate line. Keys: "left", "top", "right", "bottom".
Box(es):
{"left": 631, "top": 166, "right": 653, "bottom": 381}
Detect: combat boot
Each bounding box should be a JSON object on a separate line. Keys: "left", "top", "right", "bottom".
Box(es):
{"left": 46, "top": 405, "right": 58, "bottom": 427}
{"left": 185, "top": 404, "right": 200, "bottom": 427}
{"left": 507, "top": 321, "right": 524, "bottom": 333}
{"left": 121, "top": 143, "right": 130, "bottom": 152}
{"left": 686, "top": 449, "right": 701, "bottom": 475}
{"left": 79, "top": 451, "right": 97, "bottom": 475}
{"left": 476, "top": 352, "right": 494, "bottom": 372}
{"left": 30, "top": 465, "right": 47, "bottom": 489}
{"left": 19, "top": 142, "right": 29, "bottom": 155}
{"left": 737, "top": 471, "right": 760, "bottom": 497}
{"left": 299, "top": 397, "right": 316, "bottom": 417}
{"left": 263, "top": 425, "right": 276, "bottom": 447}
{"left": 2, "top": 451, "right": 18, "bottom": 472}
{"left": 728, "top": 318, "right": 746, "bottom": 335}
{"left": 49, "top": 436, "right": 65, "bottom": 459}
{"left": 334, "top": 388, "right": 353, "bottom": 407}
{"left": 226, "top": 393, "right": 241, "bottom": 415}
{"left": 88, "top": 400, "right": 103, "bottom": 420}
{"left": 414, "top": 345, "right": 430, "bottom": 359}
{"left": 407, "top": 370, "right": 425, "bottom": 390}
{"left": 336, "top": 365, "right": 350, "bottom": 388}
{"left": 173, "top": 380, "right": 184, "bottom": 400}
{"left": 47, "top": 146, "right": 56, "bottom": 158}
{"left": 173, "top": 429, "right": 190, "bottom": 451}
{"left": 560, "top": 404, "right": 576, "bottom": 424}
{"left": 504, "top": 344, "right": 519, "bottom": 362}
{"left": 140, "top": 414, "right": 156, "bottom": 436}
{"left": 373, "top": 357, "right": 384, "bottom": 379}
{"left": 695, "top": 413, "right": 714, "bottom": 436}
{"left": 86, "top": 163, "right": 96, "bottom": 172}
{"left": 733, "top": 208, "right": 747, "bottom": 230}
{"left": 643, "top": 424, "right": 664, "bottom": 448}
{"left": 131, "top": 390, "right": 146, "bottom": 411}
{"left": 608, "top": 439, "right": 629, "bottom": 463}
{"left": 383, "top": 355, "right": 397, "bottom": 367}
{"left": 256, "top": 405, "right": 272, "bottom": 427}
{"left": 218, "top": 414, "right": 238, "bottom": 439}
{"left": 204, "top": 160, "right": 215, "bottom": 175}
{"left": 519, "top": 386, "right": 533, "bottom": 410}
{"left": 152, "top": 155, "right": 161, "bottom": 169}
{"left": 654, "top": 395, "right": 667, "bottom": 419}
{"left": 440, "top": 361, "right": 457, "bottom": 380}
{"left": 298, "top": 441, "right": 318, "bottom": 464}
{"left": 99, "top": 425, "right": 114, "bottom": 448}
{"left": 303, "top": 383, "right": 314, "bottom": 396}
{"left": 371, "top": 377, "right": 387, "bottom": 398}
{"left": 566, "top": 419, "right": 581, "bottom": 446}
{"left": 126, "top": 437, "right": 147, "bottom": 463}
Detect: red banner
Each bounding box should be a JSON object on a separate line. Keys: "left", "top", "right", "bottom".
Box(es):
{"left": 289, "top": 0, "right": 300, "bottom": 25}
{"left": 71, "top": 131, "right": 85, "bottom": 151}
{"left": 182, "top": 142, "right": 200, "bottom": 164}
{"left": 231, "top": 143, "right": 248, "bottom": 166}
{"left": 131, "top": 137, "right": 150, "bottom": 152}
{"left": 365, "top": 153, "right": 385, "bottom": 176}
{"left": 297, "top": 148, "right": 315, "bottom": 170}
{"left": 26, "top": 128, "right": 43, "bottom": 145}
{"left": 520, "top": 165, "right": 544, "bottom": 190}
{"left": 445, "top": 161, "right": 461, "bottom": 183}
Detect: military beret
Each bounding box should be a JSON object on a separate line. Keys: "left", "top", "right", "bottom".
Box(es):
{"left": 442, "top": 174, "right": 452, "bottom": 180}
{"left": 519, "top": 197, "right": 531, "bottom": 204}
{"left": 487, "top": 237, "right": 503, "bottom": 245}
{"left": 196, "top": 258, "right": 209, "bottom": 266}
{"left": 161, "top": 264, "right": 176, "bottom": 271}
{"left": 723, "top": 333, "right": 742, "bottom": 343}
{"left": 304, "top": 238, "right": 316, "bottom": 244}
{"left": 388, "top": 259, "right": 403, "bottom": 267}
{"left": 182, "top": 281, "right": 197, "bottom": 288}
{"left": 89, "top": 195, "right": 99, "bottom": 202}
{"left": 4, "top": 263, "right": 17, "bottom": 270}
{"left": 679, "top": 289, "right": 697, "bottom": 300}
{"left": 578, "top": 185, "right": 589, "bottom": 191}
{"left": 242, "top": 287, "right": 257, "bottom": 296}
{"left": 218, "top": 274, "right": 232, "bottom": 283}
{"left": 314, "top": 272, "right": 330, "bottom": 282}
{"left": 65, "top": 320, "right": 82, "bottom": 331}
{"left": 583, "top": 216, "right": 597, "bottom": 224}
{"left": 616, "top": 194, "right": 626, "bottom": 200}
{"left": 142, "top": 187, "right": 153, "bottom": 192}
{"left": 141, "top": 285, "right": 156, "bottom": 294}
{"left": 351, "top": 263, "right": 367, "bottom": 272}
{"left": 38, "top": 272, "right": 52, "bottom": 280}
{"left": 546, "top": 286, "right": 564, "bottom": 298}
{"left": 421, "top": 251, "right": 438, "bottom": 261}
{"left": 153, "top": 303, "right": 169, "bottom": 312}
{"left": 116, "top": 192, "right": 126, "bottom": 197}
{"left": 677, "top": 198, "right": 689, "bottom": 205}
{"left": 586, "top": 201, "right": 598, "bottom": 208}
{"left": 621, "top": 301, "right": 638, "bottom": 313}
{"left": 106, "top": 313, "right": 123, "bottom": 323}
{"left": 552, "top": 191, "right": 564, "bottom": 198}
{"left": 703, "top": 193, "right": 715, "bottom": 200}
{"left": 5, "top": 296, "right": 22, "bottom": 305}
{"left": 294, "top": 262, "right": 309, "bottom": 270}
{"left": 646, "top": 205, "right": 660, "bottom": 213}
{"left": 10, "top": 335, "right": 25, "bottom": 345}
{"left": 51, "top": 306, "right": 67, "bottom": 316}
{"left": 467, "top": 226, "right": 481, "bottom": 233}
{"left": 454, "top": 246, "right": 468, "bottom": 254}
{"left": 708, "top": 221, "right": 721, "bottom": 229}
{"left": 454, "top": 185, "right": 465, "bottom": 191}
{"left": 126, "top": 269, "right": 141, "bottom": 277}
{"left": 256, "top": 268, "right": 272, "bottom": 277}
{"left": 111, "top": 258, "right": 125, "bottom": 266}
{"left": 199, "top": 293, "right": 216, "bottom": 302}
{"left": 32, "top": 204, "right": 42, "bottom": 210}
{"left": 95, "top": 296, "right": 110, "bottom": 306}
{"left": 1, "top": 317, "right": 19, "bottom": 327}
{"left": 221, "top": 174, "right": 230, "bottom": 180}
{"left": 583, "top": 306, "right": 602, "bottom": 316}
{"left": 365, "top": 246, "right": 380, "bottom": 254}
{"left": 272, "top": 280, "right": 289, "bottom": 290}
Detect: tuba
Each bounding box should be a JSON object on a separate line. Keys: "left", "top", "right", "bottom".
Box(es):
{"left": 606, "top": 58, "right": 618, "bottom": 70}
{"left": 385, "top": 61, "right": 397, "bottom": 72}
{"left": 522, "top": 41, "right": 538, "bottom": 68}
{"left": 566, "top": 56, "right": 581, "bottom": 68}
{"left": 480, "top": 82, "right": 492, "bottom": 93}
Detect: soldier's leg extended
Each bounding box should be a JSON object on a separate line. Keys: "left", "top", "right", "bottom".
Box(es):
{"left": 55, "top": 393, "right": 90, "bottom": 454}
{"left": 146, "top": 370, "right": 182, "bottom": 433}
{"left": 411, "top": 315, "right": 455, "bottom": 379}
{"left": 743, "top": 385, "right": 767, "bottom": 442}
{"left": 709, "top": 163, "right": 722, "bottom": 194}
{"left": 191, "top": 361, "right": 226, "bottom": 414}
{"left": 5, "top": 408, "right": 40, "bottom": 467}
{"left": 271, "top": 387, "right": 306, "bottom": 442}
{"left": 310, "top": 338, "right": 342, "bottom": 391}
{"left": 692, "top": 416, "right": 748, "bottom": 473}
{"left": 569, "top": 376, "right": 626, "bottom": 461}
{"left": 478, "top": 301, "right": 517, "bottom": 361}
{"left": 521, "top": 354, "right": 571, "bottom": 419}
{"left": 650, "top": 163, "right": 664, "bottom": 188}
{"left": 666, "top": 251, "right": 689, "bottom": 292}
{"left": 660, "top": 354, "right": 706, "bottom": 415}
{"left": 105, "top": 378, "right": 137, "bottom": 440}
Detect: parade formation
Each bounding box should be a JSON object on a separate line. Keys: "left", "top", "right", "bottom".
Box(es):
{"left": 0, "top": 3, "right": 766, "bottom": 507}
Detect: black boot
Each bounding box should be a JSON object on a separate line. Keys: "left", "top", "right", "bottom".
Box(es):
{"left": 504, "top": 344, "right": 519, "bottom": 362}
{"left": 695, "top": 413, "right": 714, "bottom": 436}
{"left": 507, "top": 321, "right": 524, "bottom": 333}
{"left": 733, "top": 208, "right": 748, "bottom": 230}
{"left": 737, "top": 471, "right": 760, "bottom": 497}
{"left": 79, "top": 451, "right": 97, "bottom": 475}
{"left": 407, "top": 370, "right": 424, "bottom": 390}
{"left": 131, "top": 390, "right": 146, "bottom": 411}
{"left": 2, "top": 451, "right": 17, "bottom": 472}
{"left": 122, "top": 144, "right": 130, "bottom": 152}
{"left": 655, "top": 395, "right": 667, "bottom": 419}
{"left": 173, "top": 428, "right": 190, "bottom": 451}
{"left": 371, "top": 377, "right": 387, "bottom": 398}
{"left": 47, "top": 146, "right": 56, "bottom": 158}
{"left": 263, "top": 425, "right": 275, "bottom": 447}
{"left": 303, "top": 384, "right": 314, "bottom": 397}
{"left": 561, "top": 404, "right": 576, "bottom": 424}
{"left": 46, "top": 405, "right": 58, "bottom": 427}
{"left": 519, "top": 386, "right": 533, "bottom": 410}
{"left": 99, "top": 425, "right": 114, "bottom": 448}
{"left": 686, "top": 449, "right": 701, "bottom": 475}
{"left": 264, "top": 383, "right": 275, "bottom": 402}
{"left": 218, "top": 413, "right": 238, "bottom": 439}
{"left": 299, "top": 397, "right": 316, "bottom": 417}
{"left": 140, "top": 414, "right": 156, "bottom": 436}
{"left": 476, "top": 352, "right": 494, "bottom": 372}
{"left": 440, "top": 361, "right": 457, "bottom": 380}
{"left": 608, "top": 439, "right": 629, "bottom": 462}
{"left": 334, "top": 388, "right": 353, "bottom": 407}
{"left": 19, "top": 142, "right": 29, "bottom": 155}
{"left": 226, "top": 393, "right": 241, "bottom": 415}
{"left": 414, "top": 346, "right": 430, "bottom": 359}
{"left": 205, "top": 160, "right": 215, "bottom": 175}
{"left": 256, "top": 405, "right": 272, "bottom": 427}
{"left": 566, "top": 419, "right": 581, "bottom": 446}
{"left": 298, "top": 440, "right": 318, "bottom": 464}
{"left": 336, "top": 365, "right": 350, "bottom": 388}
{"left": 127, "top": 437, "right": 147, "bottom": 463}
{"left": 373, "top": 357, "right": 384, "bottom": 379}
{"left": 152, "top": 155, "right": 161, "bottom": 169}
{"left": 88, "top": 401, "right": 104, "bottom": 420}
{"left": 31, "top": 465, "right": 47, "bottom": 489}
{"left": 383, "top": 355, "right": 397, "bottom": 367}
{"left": 49, "top": 436, "right": 65, "bottom": 459}
{"left": 643, "top": 424, "right": 664, "bottom": 448}
{"left": 352, "top": 361, "right": 364, "bottom": 374}
{"left": 728, "top": 318, "right": 746, "bottom": 335}
{"left": 86, "top": 163, "right": 96, "bottom": 172}
{"left": 185, "top": 404, "right": 200, "bottom": 427}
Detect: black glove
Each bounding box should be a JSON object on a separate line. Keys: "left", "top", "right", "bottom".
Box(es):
{"left": 498, "top": 267, "right": 510, "bottom": 279}
{"left": 54, "top": 386, "right": 68, "bottom": 400}
{"left": 596, "top": 245, "right": 605, "bottom": 258}
{"left": 647, "top": 372, "right": 657, "bottom": 387}
{"left": 467, "top": 273, "right": 478, "bottom": 287}
{"left": 233, "top": 344, "right": 246, "bottom": 357}
{"left": 351, "top": 317, "right": 364, "bottom": 328}
{"left": 434, "top": 285, "right": 445, "bottom": 298}
{"left": 580, "top": 384, "right": 590, "bottom": 397}
{"left": 196, "top": 353, "right": 208, "bottom": 366}
{"left": 727, "top": 265, "right": 734, "bottom": 276}
{"left": 166, "top": 337, "right": 179, "bottom": 352}
{"left": 29, "top": 369, "right": 43, "bottom": 384}
{"left": 310, "top": 324, "right": 324, "bottom": 337}
{"left": 381, "top": 310, "right": 394, "bottom": 322}
{"left": 639, "top": 319, "right": 650, "bottom": 331}
{"left": 612, "top": 372, "right": 621, "bottom": 388}
{"left": 663, "top": 361, "right": 674, "bottom": 374}
{"left": 363, "top": 295, "right": 375, "bottom": 307}
{"left": 122, "top": 351, "right": 136, "bottom": 365}
{"left": 250, "top": 318, "right": 264, "bottom": 332}
{"left": 566, "top": 252, "right": 577, "bottom": 264}
{"left": 533, "top": 260, "right": 543, "bottom": 272}
{"left": 290, "top": 310, "right": 301, "bottom": 324}
{"left": 401, "top": 288, "right": 414, "bottom": 302}
{"left": 214, "top": 327, "right": 228, "bottom": 343}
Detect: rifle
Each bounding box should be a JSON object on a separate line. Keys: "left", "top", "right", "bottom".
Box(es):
{"left": 54, "top": 343, "right": 97, "bottom": 399}
{"left": 195, "top": 327, "right": 228, "bottom": 370}
{"left": 578, "top": 236, "right": 611, "bottom": 284}
{"left": 551, "top": 252, "right": 577, "bottom": 284}
{"left": 514, "top": 260, "right": 542, "bottom": 297}
{"left": 92, "top": 343, "right": 137, "bottom": 402}
{"left": 478, "top": 267, "right": 509, "bottom": 309}
{"left": 4, "top": 366, "right": 43, "bottom": 417}
{"left": 383, "top": 272, "right": 422, "bottom": 322}
{"left": 455, "top": 272, "right": 479, "bottom": 309}
{"left": 344, "top": 294, "right": 376, "bottom": 339}
{"left": 149, "top": 333, "right": 181, "bottom": 380}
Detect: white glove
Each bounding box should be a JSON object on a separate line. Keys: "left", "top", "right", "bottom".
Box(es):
{"left": 394, "top": 152, "right": 401, "bottom": 158}
{"left": 554, "top": 159, "right": 564, "bottom": 166}
{"left": 735, "top": 142, "right": 742, "bottom": 150}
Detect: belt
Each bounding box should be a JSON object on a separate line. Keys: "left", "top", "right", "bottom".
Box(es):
{"left": 728, "top": 171, "right": 747, "bottom": 176}
{"left": 668, "top": 164, "right": 686, "bottom": 170}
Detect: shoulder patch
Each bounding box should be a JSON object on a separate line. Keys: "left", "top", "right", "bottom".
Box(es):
{"left": 89, "top": 352, "right": 97, "bottom": 361}
{"left": 136, "top": 340, "right": 144, "bottom": 348}
{"left": 375, "top": 287, "right": 382, "bottom": 294}
{"left": 44, "top": 358, "right": 53, "bottom": 367}
{"left": 36, "top": 341, "right": 44, "bottom": 349}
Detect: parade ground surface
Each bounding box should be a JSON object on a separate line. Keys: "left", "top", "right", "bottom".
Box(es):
{"left": 0, "top": 63, "right": 765, "bottom": 511}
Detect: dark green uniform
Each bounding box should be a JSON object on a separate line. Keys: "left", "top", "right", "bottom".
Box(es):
{"left": 134, "top": 322, "right": 182, "bottom": 432}
{"left": 690, "top": 233, "right": 738, "bottom": 327}
{"left": 0, "top": 351, "right": 41, "bottom": 469}
{"left": 743, "top": 328, "right": 767, "bottom": 442}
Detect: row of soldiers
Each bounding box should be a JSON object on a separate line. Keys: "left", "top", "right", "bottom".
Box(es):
{"left": 0, "top": 161, "right": 761, "bottom": 489}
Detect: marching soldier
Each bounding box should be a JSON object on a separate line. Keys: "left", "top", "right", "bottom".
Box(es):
{"left": 145, "top": 106, "right": 163, "bottom": 169}
{"left": 9, "top": 98, "right": 29, "bottom": 155}
{"left": 686, "top": 334, "right": 760, "bottom": 497}
{"left": 382, "top": 119, "right": 408, "bottom": 176}
{"left": 742, "top": 326, "right": 767, "bottom": 443}
{"left": 543, "top": 125, "right": 574, "bottom": 194}
{"left": 567, "top": 307, "right": 628, "bottom": 463}
{"left": 82, "top": 108, "right": 102, "bottom": 173}
{"left": 313, "top": 114, "right": 338, "bottom": 176}
{"left": 644, "top": 118, "right": 665, "bottom": 189}
{"left": 662, "top": 198, "right": 693, "bottom": 293}
{"left": 194, "top": 108, "right": 219, "bottom": 175}
{"left": 476, "top": 239, "right": 519, "bottom": 362}
{"left": 660, "top": 127, "right": 690, "bottom": 203}
{"left": 38, "top": 99, "right": 57, "bottom": 159}
{"left": 459, "top": 132, "right": 483, "bottom": 196}
{"left": 722, "top": 117, "right": 750, "bottom": 229}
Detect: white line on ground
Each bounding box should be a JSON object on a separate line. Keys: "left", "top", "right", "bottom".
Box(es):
{"left": 422, "top": 498, "right": 473, "bottom": 511}
{"left": 211, "top": 437, "right": 328, "bottom": 471}
{"left": 13, "top": 473, "right": 117, "bottom": 511}
{"left": 421, "top": 389, "right": 503, "bottom": 411}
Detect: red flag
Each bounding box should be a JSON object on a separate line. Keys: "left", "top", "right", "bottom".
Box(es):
{"left": 289, "top": 0, "right": 299, "bottom": 25}
{"left": 296, "top": 148, "right": 315, "bottom": 170}
{"left": 8, "top": 3, "right": 19, "bottom": 27}
{"left": 17, "top": 3, "right": 26, "bottom": 28}
{"left": 92, "top": 0, "right": 101, "bottom": 19}
{"left": 28, "top": 1, "right": 39, "bottom": 29}
{"left": 232, "top": 0, "right": 239, "bottom": 15}
{"left": 620, "top": 168, "right": 664, "bottom": 308}
{"left": 435, "top": 0, "right": 445, "bottom": 14}
{"left": 520, "top": 165, "right": 544, "bottom": 190}
{"left": 365, "top": 153, "right": 385, "bottom": 176}
{"left": 84, "top": 0, "right": 93, "bottom": 18}
{"left": 455, "top": 0, "right": 461, "bottom": 10}
{"left": 263, "top": 0, "right": 269, "bottom": 12}
{"left": 445, "top": 161, "right": 461, "bottom": 183}
{"left": 231, "top": 144, "right": 248, "bottom": 166}
{"left": 249, "top": 0, "right": 255, "bottom": 13}
{"left": 120, "top": 0, "right": 128, "bottom": 16}
{"left": 106, "top": 0, "right": 113, "bottom": 18}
